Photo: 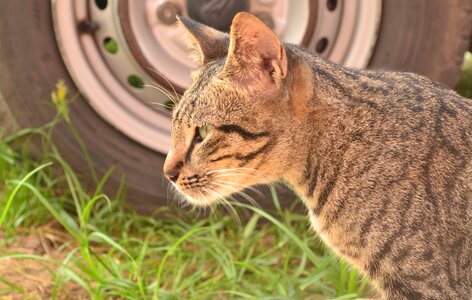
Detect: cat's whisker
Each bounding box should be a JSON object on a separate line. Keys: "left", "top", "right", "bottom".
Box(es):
{"left": 146, "top": 101, "right": 174, "bottom": 113}
{"left": 206, "top": 187, "right": 241, "bottom": 225}
{"left": 213, "top": 179, "right": 265, "bottom": 204}
{"left": 166, "top": 181, "right": 176, "bottom": 207}
{"left": 152, "top": 82, "right": 179, "bottom": 105}
{"left": 211, "top": 173, "right": 240, "bottom": 177}
{"left": 175, "top": 186, "right": 197, "bottom": 212}
{"left": 204, "top": 190, "right": 214, "bottom": 215}
{"left": 198, "top": 191, "right": 213, "bottom": 216}
{"left": 211, "top": 181, "right": 261, "bottom": 210}
{"left": 146, "top": 68, "right": 180, "bottom": 99}
{"left": 207, "top": 167, "right": 271, "bottom": 183}
{"left": 174, "top": 190, "right": 190, "bottom": 210}
{"left": 222, "top": 200, "right": 241, "bottom": 226}
{"left": 148, "top": 102, "right": 171, "bottom": 108}
{"left": 208, "top": 168, "right": 271, "bottom": 184}
{"left": 196, "top": 189, "right": 209, "bottom": 217}
{"left": 207, "top": 167, "right": 260, "bottom": 174}
{"left": 148, "top": 81, "right": 177, "bottom": 98}
{"left": 210, "top": 171, "right": 257, "bottom": 177}
{"left": 143, "top": 82, "right": 172, "bottom": 95}
{"left": 150, "top": 80, "right": 180, "bottom": 104}
{"left": 143, "top": 84, "right": 179, "bottom": 104}
{"left": 211, "top": 172, "right": 271, "bottom": 187}
{"left": 209, "top": 198, "right": 216, "bottom": 215}
{"left": 145, "top": 67, "right": 180, "bottom": 103}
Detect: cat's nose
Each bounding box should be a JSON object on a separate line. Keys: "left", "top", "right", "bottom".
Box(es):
{"left": 165, "top": 169, "right": 180, "bottom": 183}
{"left": 163, "top": 160, "right": 183, "bottom": 183}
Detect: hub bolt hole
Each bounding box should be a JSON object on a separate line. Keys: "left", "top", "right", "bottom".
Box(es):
{"left": 316, "top": 37, "right": 329, "bottom": 54}
{"left": 95, "top": 0, "right": 108, "bottom": 10}
{"left": 103, "top": 37, "right": 118, "bottom": 54}
{"left": 327, "top": 0, "right": 338, "bottom": 11}
{"left": 128, "top": 75, "right": 145, "bottom": 88}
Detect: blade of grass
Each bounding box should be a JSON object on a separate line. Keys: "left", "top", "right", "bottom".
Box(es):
{"left": 89, "top": 231, "right": 135, "bottom": 264}
{"left": 52, "top": 153, "right": 87, "bottom": 217}
{"left": 93, "top": 166, "right": 116, "bottom": 197}
{"left": 153, "top": 226, "right": 208, "bottom": 299}
{"left": 231, "top": 202, "right": 323, "bottom": 267}
{"left": 8, "top": 180, "right": 82, "bottom": 242}
{"left": 0, "top": 276, "right": 25, "bottom": 294}
{"left": 0, "top": 162, "right": 52, "bottom": 228}
{"left": 80, "top": 194, "right": 111, "bottom": 230}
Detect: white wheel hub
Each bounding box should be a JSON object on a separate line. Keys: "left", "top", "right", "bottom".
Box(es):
{"left": 52, "top": 0, "right": 381, "bottom": 153}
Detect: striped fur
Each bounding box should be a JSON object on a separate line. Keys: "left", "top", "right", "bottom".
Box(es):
{"left": 164, "top": 13, "right": 472, "bottom": 299}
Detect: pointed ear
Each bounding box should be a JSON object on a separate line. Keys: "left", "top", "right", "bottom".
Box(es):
{"left": 223, "top": 12, "right": 287, "bottom": 88}
{"left": 177, "top": 16, "right": 229, "bottom": 65}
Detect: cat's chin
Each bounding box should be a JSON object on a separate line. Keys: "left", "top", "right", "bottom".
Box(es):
{"left": 178, "top": 187, "right": 238, "bottom": 207}
{"left": 181, "top": 193, "right": 220, "bottom": 207}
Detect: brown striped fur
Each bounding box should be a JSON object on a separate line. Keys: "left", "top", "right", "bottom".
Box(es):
{"left": 164, "top": 13, "right": 472, "bottom": 299}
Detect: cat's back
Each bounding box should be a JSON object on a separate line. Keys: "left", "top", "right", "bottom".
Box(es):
{"left": 306, "top": 56, "right": 472, "bottom": 297}
{"left": 360, "top": 69, "right": 472, "bottom": 173}
{"left": 293, "top": 44, "right": 472, "bottom": 196}
{"left": 344, "top": 67, "right": 472, "bottom": 198}
{"left": 292, "top": 44, "right": 472, "bottom": 154}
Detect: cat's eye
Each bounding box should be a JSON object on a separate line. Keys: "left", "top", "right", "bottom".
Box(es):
{"left": 195, "top": 125, "right": 212, "bottom": 143}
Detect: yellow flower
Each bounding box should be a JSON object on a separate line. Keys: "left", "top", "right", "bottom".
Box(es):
{"left": 51, "top": 80, "right": 70, "bottom": 121}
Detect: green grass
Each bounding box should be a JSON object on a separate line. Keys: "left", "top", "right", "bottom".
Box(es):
{"left": 0, "top": 83, "right": 369, "bottom": 299}
{"left": 456, "top": 51, "right": 472, "bottom": 98}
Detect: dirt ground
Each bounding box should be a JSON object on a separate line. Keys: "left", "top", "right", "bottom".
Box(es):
{"left": 0, "top": 222, "right": 88, "bottom": 299}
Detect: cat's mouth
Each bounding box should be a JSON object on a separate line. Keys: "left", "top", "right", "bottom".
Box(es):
{"left": 174, "top": 182, "right": 234, "bottom": 207}
{"left": 175, "top": 186, "right": 219, "bottom": 207}
{"left": 172, "top": 172, "right": 248, "bottom": 207}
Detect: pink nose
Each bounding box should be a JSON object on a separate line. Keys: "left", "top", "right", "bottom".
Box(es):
{"left": 163, "top": 160, "right": 183, "bottom": 182}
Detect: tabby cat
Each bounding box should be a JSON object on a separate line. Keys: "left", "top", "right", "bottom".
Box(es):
{"left": 163, "top": 13, "right": 472, "bottom": 299}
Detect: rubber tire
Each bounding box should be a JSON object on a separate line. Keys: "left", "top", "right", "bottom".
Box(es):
{"left": 0, "top": 1, "right": 471, "bottom": 213}
{"left": 368, "top": 0, "right": 472, "bottom": 86}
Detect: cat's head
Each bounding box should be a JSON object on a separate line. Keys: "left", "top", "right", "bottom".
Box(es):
{"left": 164, "top": 13, "right": 311, "bottom": 206}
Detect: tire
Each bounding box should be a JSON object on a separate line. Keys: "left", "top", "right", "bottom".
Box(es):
{"left": 0, "top": 1, "right": 471, "bottom": 213}
{"left": 369, "top": 0, "right": 472, "bottom": 86}
{"left": 0, "top": 2, "right": 168, "bottom": 213}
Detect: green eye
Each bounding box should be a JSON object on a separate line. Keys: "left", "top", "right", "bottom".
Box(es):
{"left": 196, "top": 125, "right": 212, "bottom": 142}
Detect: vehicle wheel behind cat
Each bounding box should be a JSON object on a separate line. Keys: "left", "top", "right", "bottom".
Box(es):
{"left": 0, "top": 1, "right": 471, "bottom": 213}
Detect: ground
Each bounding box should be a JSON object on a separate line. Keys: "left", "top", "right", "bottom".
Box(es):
{"left": 0, "top": 223, "right": 87, "bottom": 299}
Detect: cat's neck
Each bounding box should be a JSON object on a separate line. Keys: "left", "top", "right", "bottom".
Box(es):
{"left": 282, "top": 46, "right": 366, "bottom": 208}
{"left": 286, "top": 44, "right": 364, "bottom": 104}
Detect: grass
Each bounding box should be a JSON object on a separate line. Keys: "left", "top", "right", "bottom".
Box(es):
{"left": 456, "top": 51, "right": 472, "bottom": 98}
{"left": 0, "top": 82, "right": 370, "bottom": 299}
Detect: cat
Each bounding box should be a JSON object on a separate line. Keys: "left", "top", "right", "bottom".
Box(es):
{"left": 163, "top": 12, "right": 472, "bottom": 299}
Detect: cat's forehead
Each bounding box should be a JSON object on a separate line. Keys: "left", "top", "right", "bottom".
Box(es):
{"left": 173, "top": 60, "right": 247, "bottom": 125}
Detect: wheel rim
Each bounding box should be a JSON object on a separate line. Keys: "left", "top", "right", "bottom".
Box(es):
{"left": 52, "top": 0, "right": 381, "bottom": 153}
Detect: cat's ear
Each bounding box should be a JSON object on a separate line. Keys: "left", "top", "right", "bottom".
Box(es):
{"left": 224, "top": 12, "right": 287, "bottom": 88}
{"left": 177, "top": 16, "right": 229, "bottom": 65}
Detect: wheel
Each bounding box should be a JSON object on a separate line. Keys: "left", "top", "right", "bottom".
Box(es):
{"left": 0, "top": 0, "right": 471, "bottom": 213}
{"left": 369, "top": 0, "right": 472, "bottom": 86}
